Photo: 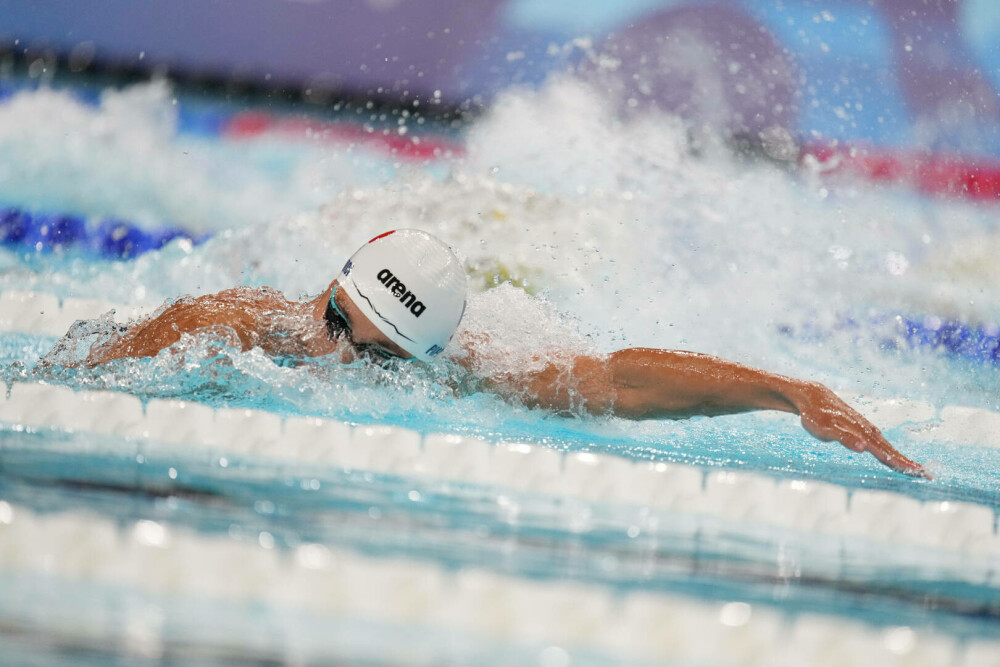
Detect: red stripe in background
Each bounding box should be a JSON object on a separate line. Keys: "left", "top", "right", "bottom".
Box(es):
{"left": 224, "top": 112, "right": 465, "bottom": 161}
{"left": 226, "top": 112, "right": 1000, "bottom": 202}
{"left": 801, "top": 144, "right": 1000, "bottom": 203}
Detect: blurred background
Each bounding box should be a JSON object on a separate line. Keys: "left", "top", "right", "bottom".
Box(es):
{"left": 0, "top": 1, "right": 998, "bottom": 665}
{"left": 6, "top": 0, "right": 1000, "bottom": 156}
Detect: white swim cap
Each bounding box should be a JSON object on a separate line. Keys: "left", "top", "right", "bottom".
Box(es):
{"left": 338, "top": 230, "right": 468, "bottom": 361}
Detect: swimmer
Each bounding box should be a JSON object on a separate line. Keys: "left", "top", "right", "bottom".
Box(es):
{"left": 86, "top": 229, "right": 928, "bottom": 478}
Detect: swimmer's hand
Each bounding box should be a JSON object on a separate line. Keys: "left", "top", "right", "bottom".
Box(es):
{"left": 789, "top": 382, "right": 931, "bottom": 479}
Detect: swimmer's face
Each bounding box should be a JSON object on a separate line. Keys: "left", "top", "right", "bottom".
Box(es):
{"left": 327, "top": 282, "right": 415, "bottom": 362}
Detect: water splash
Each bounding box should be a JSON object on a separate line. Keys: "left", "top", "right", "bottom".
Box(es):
{"left": 2, "top": 77, "right": 998, "bottom": 462}
{"left": 0, "top": 82, "right": 400, "bottom": 231}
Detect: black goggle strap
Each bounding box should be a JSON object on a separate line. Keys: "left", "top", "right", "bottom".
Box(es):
{"left": 324, "top": 285, "right": 397, "bottom": 362}
{"left": 324, "top": 285, "right": 351, "bottom": 339}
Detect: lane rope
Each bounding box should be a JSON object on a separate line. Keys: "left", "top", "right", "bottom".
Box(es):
{"left": 1, "top": 379, "right": 997, "bottom": 560}
{"left": 0, "top": 501, "right": 992, "bottom": 666}
{"left": 0, "top": 207, "right": 207, "bottom": 260}
{"left": 778, "top": 315, "right": 1000, "bottom": 367}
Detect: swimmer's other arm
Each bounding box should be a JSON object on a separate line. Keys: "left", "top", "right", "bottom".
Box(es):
{"left": 474, "top": 348, "right": 928, "bottom": 478}
{"left": 85, "top": 290, "right": 279, "bottom": 365}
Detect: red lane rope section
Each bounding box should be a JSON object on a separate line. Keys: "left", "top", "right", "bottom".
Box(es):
{"left": 801, "top": 143, "right": 1000, "bottom": 203}
{"left": 224, "top": 112, "right": 465, "bottom": 161}
{"left": 225, "top": 112, "right": 1000, "bottom": 202}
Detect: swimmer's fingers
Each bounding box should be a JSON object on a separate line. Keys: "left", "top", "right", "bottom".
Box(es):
{"left": 814, "top": 417, "right": 927, "bottom": 478}
{"left": 861, "top": 428, "right": 931, "bottom": 479}
{"left": 798, "top": 390, "right": 929, "bottom": 479}
{"left": 835, "top": 406, "right": 930, "bottom": 478}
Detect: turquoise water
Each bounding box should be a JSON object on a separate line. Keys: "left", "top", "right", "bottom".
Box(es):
{"left": 0, "top": 79, "right": 999, "bottom": 662}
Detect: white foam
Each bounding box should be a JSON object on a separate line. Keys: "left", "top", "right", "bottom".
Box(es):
{"left": 0, "top": 83, "right": 364, "bottom": 234}
{"left": 918, "top": 406, "right": 1000, "bottom": 448}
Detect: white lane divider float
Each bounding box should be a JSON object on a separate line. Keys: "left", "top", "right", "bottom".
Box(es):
{"left": 0, "top": 289, "right": 156, "bottom": 337}
{"left": 1, "top": 381, "right": 998, "bottom": 561}
{"left": 0, "top": 501, "right": 993, "bottom": 667}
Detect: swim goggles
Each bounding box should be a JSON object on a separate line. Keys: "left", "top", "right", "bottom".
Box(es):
{"left": 324, "top": 284, "right": 414, "bottom": 362}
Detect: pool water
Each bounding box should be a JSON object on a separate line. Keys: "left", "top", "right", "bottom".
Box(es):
{"left": 0, "top": 77, "right": 998, "bottom": 665}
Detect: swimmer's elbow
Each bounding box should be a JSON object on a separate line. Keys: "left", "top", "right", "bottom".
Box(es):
{"left": 485, "top": 356, "right": 616, "bottom": 417}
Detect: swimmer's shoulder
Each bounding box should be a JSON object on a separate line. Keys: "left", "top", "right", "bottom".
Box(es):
{"left": 210, "top": 285, "right": 295, "bottom": 309}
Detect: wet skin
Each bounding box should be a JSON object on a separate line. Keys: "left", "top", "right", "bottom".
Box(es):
{"left": 90, "top": 280, "right": 409, "bottom": 364}
{"left": 85, "top": 282, "right": 929, "bottom": 479}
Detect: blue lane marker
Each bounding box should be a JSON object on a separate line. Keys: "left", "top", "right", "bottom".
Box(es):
{"left": 778, "top": 315, "right": 1000, "bottom": 366}
{"left": 895, "top": 316, "right": 1000, "bottom": 365}
{"left": 0, "top": 83, "right": 16, "bottom": 104}
{"left": 0, "top": 207, "right": 209, "bottom": 259}
{"left": 177, "top": 106, "right": 230, "bottom": 137}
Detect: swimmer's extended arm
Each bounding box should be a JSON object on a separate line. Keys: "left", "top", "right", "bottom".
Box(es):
{"left": 477, "top": 348, "right": 928, "bottom": 478}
